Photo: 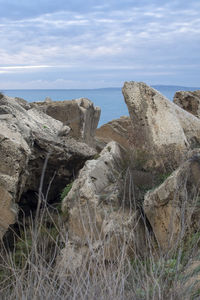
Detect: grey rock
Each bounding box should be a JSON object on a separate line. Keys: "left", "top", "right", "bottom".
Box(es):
{"left": 0, "top": 94, "right": 96, "bottom": 238}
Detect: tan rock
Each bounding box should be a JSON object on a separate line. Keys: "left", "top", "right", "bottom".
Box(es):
{"left": 95, "top": 116, "right": 133, "bottom": 150}
{"left": 122, "top": 81, "right": 200, "bottom": 171}
{"left": 173, "top": 90, "right": 200, "bottom": 118}
{"left": 31, "top": 98, "right": 101, "bottom": 146}
{"left": 61, "top": 141, "right": 147, "bottom": 267}
{"left": 0, "top": 187, "right": 17, "bottom": 238}
{"left": 144, "top": 150, "right": 200, "bottom": 250}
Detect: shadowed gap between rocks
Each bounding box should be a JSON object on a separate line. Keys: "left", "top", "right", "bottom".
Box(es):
{"left": 2, "top": 151, "right": 90, "bottom": 251}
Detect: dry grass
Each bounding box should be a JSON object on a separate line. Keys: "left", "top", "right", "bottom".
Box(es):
{"left": 0, "top": 203, "right": 199, "bottom": 299}
{"left": 1, "top": 165, "right": 200, "bottom": 299}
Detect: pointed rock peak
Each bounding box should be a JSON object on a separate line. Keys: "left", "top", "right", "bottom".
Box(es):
{"left": 122, "top": 81, "right": 200, "bottom": 171}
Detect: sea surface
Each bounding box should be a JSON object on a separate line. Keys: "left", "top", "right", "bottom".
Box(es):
{"left": 2, "top": 85, "right": 200, "bottom": 126}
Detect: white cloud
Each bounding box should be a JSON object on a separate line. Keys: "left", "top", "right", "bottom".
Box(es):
{"left": 0, "top": 65, "right": 53, "bottom": 70}
{"left": 0, "top": 2, "right": 199, "bottom": 87}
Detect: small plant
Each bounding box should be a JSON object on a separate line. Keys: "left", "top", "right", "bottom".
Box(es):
{"left": 93, "top": 153, "right": 100, "bottom": 160}
{"left": 43, "top": 125, "right": 48, "bottom": 129}
{"left": 60, "top": 182, "right": 73, "bottom": 201}
{"left": 156, "top": 172, "right": 172, "bottom": 185}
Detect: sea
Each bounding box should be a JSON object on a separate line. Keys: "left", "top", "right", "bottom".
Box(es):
{"left": 2, "top": 85, "right": 200, "bottom": 127}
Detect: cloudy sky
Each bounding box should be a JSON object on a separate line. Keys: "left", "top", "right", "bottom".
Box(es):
{"left": 0, "top": 0, "right": 200, "bottom": 89}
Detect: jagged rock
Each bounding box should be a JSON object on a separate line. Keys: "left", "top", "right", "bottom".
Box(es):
{"left": 143, "top": 150, "right": 200, "bottom": 250}
{"left": 95, "top": 116, "right": 133, "bottom": 150}
{"left": 31, "top": 98, "right": 101, "bottom": 147}
{"left": 0, "top": 95, "right": 96, "bottom": 238}
{"left": 122, "top": 81, "right": 200, "bottom": 171}
{"left": 14, "top": 97, "right": 31, "bottom": 110}
{"left": 173, "top": 90, "right": 200, "bottom": 118}
{"left": 61, "top": 141, "right": 147, "bottom": 268}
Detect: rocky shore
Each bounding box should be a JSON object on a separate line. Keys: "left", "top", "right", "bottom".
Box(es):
{"left": 1, "top": 82, "right": 200, "bottom": 299}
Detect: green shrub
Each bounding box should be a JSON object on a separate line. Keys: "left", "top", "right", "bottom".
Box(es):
{"left": 60, "top": 182, "right": 73, "bottom": 201}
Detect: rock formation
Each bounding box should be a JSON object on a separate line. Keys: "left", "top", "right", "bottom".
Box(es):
{"left": 122, "top": 81, "right": 200, "bottom": 171}
{"left": 0, "top": 94, "right": 96, "bottom": 238}
{"left": 95, "top": 116, "right": 133, "bottom": 150}
{"left": 173, "top": 90, "right": 200, "bottom": 118}
{"left": 144, "top": 149, "right": 200, "bottom": 250}
{"left": 61, "top": 141, "right": 147, "bottom": 269}
{"left": 2, "top": 82, "right": 200, "bottom": 299}
{"left": 31, "top": 98, "right": 101, "bottom": 147}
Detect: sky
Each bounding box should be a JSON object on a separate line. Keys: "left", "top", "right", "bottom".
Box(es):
{"left": 0, "top": 0, "right": 200, "bottom": 89}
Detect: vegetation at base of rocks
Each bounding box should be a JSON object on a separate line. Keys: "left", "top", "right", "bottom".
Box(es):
{"left": 1, "top": 156, "right": 200, "bottom": 299}
{"left": 60, "top": 182, "right": 73, "bottom": 201}
{"left": 1, "top": 195, "right": 200, "bottom": 300}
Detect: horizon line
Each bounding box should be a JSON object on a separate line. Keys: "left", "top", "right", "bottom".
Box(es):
{"left": 1, "top": 84, "right": 200, "bottom": 91}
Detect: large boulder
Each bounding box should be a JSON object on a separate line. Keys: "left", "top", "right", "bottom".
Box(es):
{"left": 61, "top": 141, "right": 147, "bottom": 269}
{"left": 31, "top": 98, "right": 101, "bottom": 147}
{"left": 95, "top": 116, "right": 133, "bottom": 150}
{"left": 143, "top": 150, "right": 200, "bottom": 250}
{"left": 122, "top": 82, "right": 200, "bottom": 171}
{"left": 0, "top": 94, "right": 96, "bottom": 238}
{"left": 173, "top": 90, "right": 200, "bottom": 118}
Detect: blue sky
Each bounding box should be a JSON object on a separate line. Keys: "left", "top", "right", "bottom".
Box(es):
{"left": 0, "top": 0, "right": 200, "bottom": 89}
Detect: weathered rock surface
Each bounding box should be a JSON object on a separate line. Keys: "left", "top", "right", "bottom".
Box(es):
{"left": 61, "top": 141, "right": 147, "bottom": 269}
{"left": 0, "top": 94, "right": 96, "bottom": 238}
{"left": 122, "top": 82, "right": 200, "bottom": 171}
{"left": 173, "top": 90, "right": 200, "bottom": 118}
{"left": 144, "top": 150, "right": 200, "bottom": 250}
{"left": 95, "top": 116, "right": 133, "bottom": 150}
{"left": 14, "top": 97, "right": 31, "bottom": 110}
{"left": 31, "top": 98, "right": 101, "bottom": 146}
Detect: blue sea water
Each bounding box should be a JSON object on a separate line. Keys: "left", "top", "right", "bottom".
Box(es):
{"left": 2, "top": 85, "right": 200, "bottom": 126}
